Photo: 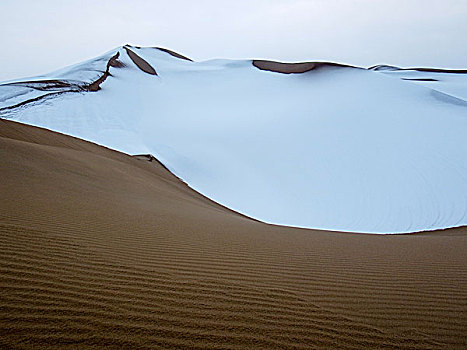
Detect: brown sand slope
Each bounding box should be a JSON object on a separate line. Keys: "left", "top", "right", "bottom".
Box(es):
{"left": 252, "top": 60, "right": 358, "bottom": 74}
{"left": 0, "top": 120, "right": 466, "bottom": 349}
{"left": 155, "top": 47, "right": 193, "bottom": 61}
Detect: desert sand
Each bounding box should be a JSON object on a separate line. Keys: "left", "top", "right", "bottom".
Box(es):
{"left": 0, "top": 119, "right": 466, "bottom": 349}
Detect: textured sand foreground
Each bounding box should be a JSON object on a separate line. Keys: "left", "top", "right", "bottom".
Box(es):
{"left": 0, "top": 120, "right": 466, "bottom": 349}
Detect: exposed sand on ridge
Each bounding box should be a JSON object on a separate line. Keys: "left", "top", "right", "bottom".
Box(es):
{"left": 155, "top": 47, "right": 193, "bottom": 61}
{"left": 88, "top": 52, "right": 124, "bottom": 91}
{"left": 124, "top": 47, "right": 158, "bottom": 75}
{"left": 252, "top": 60, "right": 357, "bottom": 74}
{"left": 0, "top": 120, "right": 466, "bottom": 349}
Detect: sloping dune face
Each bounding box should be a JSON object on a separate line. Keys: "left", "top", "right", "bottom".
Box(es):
{"left": 1, "top": 120, "right": 466, "bottom": 349}
{"left": 1, "top": 46, "right": 467, "bottom": 233}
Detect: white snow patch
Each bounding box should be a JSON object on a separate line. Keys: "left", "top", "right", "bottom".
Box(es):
{"left": 3, "top": 47, "right": 467, "bottom": 234}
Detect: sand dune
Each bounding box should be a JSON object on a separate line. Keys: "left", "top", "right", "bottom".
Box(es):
{"left": 4, "top": 46, "right": 466, "bottom": 233}
{"left": 0, "top": 120, "right": 466, "bottom": 349}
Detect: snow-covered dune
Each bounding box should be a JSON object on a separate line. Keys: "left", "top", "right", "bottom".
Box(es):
{"left": 1, "top": 45, "right": 466, "bottom": 233}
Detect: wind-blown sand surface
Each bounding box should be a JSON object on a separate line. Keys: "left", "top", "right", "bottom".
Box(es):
{"left": 0, "top": 120, "right": 466, "bottom": 349}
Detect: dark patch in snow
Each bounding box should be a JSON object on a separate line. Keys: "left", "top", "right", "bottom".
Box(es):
{"left": 402, "top": 78, "right": 438, "bottom": 82}
{"left": 252, "top": 60, "right": 358, "bottom": 74}
{"left": 155, "top": 47, "right": 193, "bottom": 61}
{"left": 124, "top": 47, "right": 158, "bottom": 75}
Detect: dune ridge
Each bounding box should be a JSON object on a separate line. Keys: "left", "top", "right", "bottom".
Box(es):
{"left": 1, "top": 120, "right": 466, "bottom": 349}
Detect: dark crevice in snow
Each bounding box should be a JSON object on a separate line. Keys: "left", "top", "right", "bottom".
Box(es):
{"left": 2, "top": 80, "right": 84, "bottom": 91}
{"left": 369, "top": 65, "right": 467, "bottom": 74}
{"left": 0, "top": 91, "right": 69, "bottom": 115}
{"left": 401, "top": 78, "right": 438, "bottom": 82}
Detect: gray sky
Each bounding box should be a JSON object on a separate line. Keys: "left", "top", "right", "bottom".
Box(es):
{"left": 1, "top": 0, "right": 466, "bottom": 81}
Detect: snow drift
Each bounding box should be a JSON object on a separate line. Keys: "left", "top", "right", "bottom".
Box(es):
{"left": 1, "top": 45, "right": 466, "bottom": 233}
